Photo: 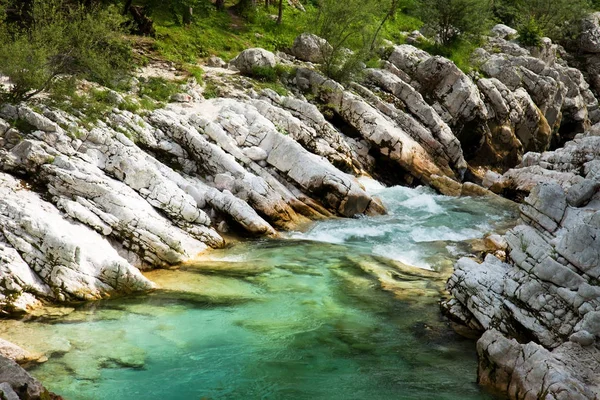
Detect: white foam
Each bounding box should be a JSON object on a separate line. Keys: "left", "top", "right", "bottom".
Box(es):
{"left": 292, "top": 222, "right": 396, "bottom": 244}
{"left": 399, "top": 193, "right": 444, "bottom": 214}
{"left": 372, "top": 245, "right": 433, "bottom": 270}
{"left": 357, "top": 176, "right": 386, "bottom": 195}
{"left": 410, "top": 226, "right": 483, "bottom": 243}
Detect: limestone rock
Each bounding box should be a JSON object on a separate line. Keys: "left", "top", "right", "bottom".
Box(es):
{"left": 478, "top": 330, "right": 600, "bottom": 400}
{"left": 0, "top": 355, "right": 57, "bottom": 400}
{"left": 296, "top": 68, "right": 453, "bottom": 185}
{"left": 292, "top": 33, "right": 332, "bottom": 63}
{"left": 447, "top": 128, "right": 600, "bottom": 399}
{"left": 230, "top": 48, "right": 276, "bottom": 75}
{"left": 580, "top": 13, "right": 600, "bottom": 54}
{"left": 206, "top": 56, "right": 227, "bottom": 68}
{"left": 0, "top": 172, "right": 155, "bottom": 302}
{"left": 491, "top": 24, "right": 518, "bottom": 39}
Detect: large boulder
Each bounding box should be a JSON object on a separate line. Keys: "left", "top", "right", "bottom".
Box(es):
{"left": 0, "top": 355, "right": 60, "bottom": 400}
{"left": 580, "top": 13, "right": 600, "bottom": 54}
{"left": 291, "top": 33, "right": 332, "bottom": 63}
{"left": 230, "top": 48, "right": 276, "bottom": 74}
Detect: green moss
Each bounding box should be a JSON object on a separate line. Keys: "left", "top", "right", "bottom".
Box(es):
{"left": 185, "top": 65, "right": 205, "bottom": 84}
{"left": 118, "top": 97, "right": 141, "bottom": 113}
{"left": 203, "top": 81, "right": 220, "bottom": 99}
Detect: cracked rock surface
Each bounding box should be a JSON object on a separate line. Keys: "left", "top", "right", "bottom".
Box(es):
{"left": 445, "top": 127, "right": 600, "bottom": 398}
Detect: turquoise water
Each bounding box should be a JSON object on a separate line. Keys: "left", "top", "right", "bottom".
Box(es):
{"left": 12, "top": 183, "right": 516, "bottom": 399}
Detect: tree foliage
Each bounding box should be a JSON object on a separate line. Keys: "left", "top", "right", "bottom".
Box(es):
{"left": 0, "top": 0, "right": 132, "bottom": 102}
{"left": 493, "top": 0, "right": 592, "bottom": 42}
{"left": 417, "top": 0, "right": 492, "bottom": 45}
{"left": 313, "top": 0, "right": 400, "bottom": 82}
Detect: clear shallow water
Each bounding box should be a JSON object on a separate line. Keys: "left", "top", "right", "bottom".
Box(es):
{"left": 11, "top": 183, "right": 516, "bottom": 400}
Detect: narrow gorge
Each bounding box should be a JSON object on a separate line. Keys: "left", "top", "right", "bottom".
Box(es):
{"left": 0, "top": 10, "right": 599, "bottom": 400}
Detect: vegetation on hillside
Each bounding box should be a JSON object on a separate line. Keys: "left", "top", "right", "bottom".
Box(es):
{"left": 0, "top": 0, "right": 599, "bottom": 103}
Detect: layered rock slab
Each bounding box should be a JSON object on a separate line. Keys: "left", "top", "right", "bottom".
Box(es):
{"left": 0, "top": 172, "right": 153, "bottom": 306}
{"left": 445, "top": 128, "right": 600, "bottom": 399}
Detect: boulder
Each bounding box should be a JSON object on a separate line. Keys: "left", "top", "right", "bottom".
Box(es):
{"left": 230, "top": 48, "right": 276, "bottom": 75}
{"left": 478, "top": 330, "right": 600, "bottom": 400}
{"left": 491, "top": 24, "right": 518, "bottom": 40}
{"left": 206, "top": 56, "right": 227, "bottom": 68}
{"left": 0, "top": 355, "right": 59, "bottom": 400}
{"left": 580, "top": 13, "right": 600, "bottom": 54}
{"left": 291, "top": 33, "right": 332, "bottom": 63}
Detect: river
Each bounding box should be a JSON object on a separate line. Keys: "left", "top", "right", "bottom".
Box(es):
{"left": 1, "top": 181, "right": 517, "bottom": 399}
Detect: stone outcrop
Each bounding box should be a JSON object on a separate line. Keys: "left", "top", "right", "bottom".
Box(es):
{"left": 444, "top": 127, "right": 600, "bottom": 399}
{"left": 570, "top": 13, "right": 600, "bottom": 98}
{"left": 4, "top": 25, "right": 600, "bottom": 314}
{"left": 0, "top": 355, "right": 60, "bottom": 400}
{"left": 376, "top": 28, "right": 599, "bottom": 171}
{"left": 478, "top": 330, "right": 600, "bottom": 400}
{"left": 295, "top": 67, "right": 457, "bottom": 186}
{"left": 0, "top": 88, "right": 385, "bottom": 312}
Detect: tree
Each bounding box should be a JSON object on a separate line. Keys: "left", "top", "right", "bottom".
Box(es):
{"left": 313, "top": 0, "right": 382, "bottom": 82}
{"left": 371, "top": 0, "right": 402, "bottom": 50}
{"left": 0, "top": 0, "right": 132, "bottom": 102}
{"left": 494, "top": 0, "right": 591, "bottom": 42}
{"left": 277, "top": 0, "right": 283, "bottom": 24}
{"left": 417, "top": 0, "right": 492, "bottom": 45}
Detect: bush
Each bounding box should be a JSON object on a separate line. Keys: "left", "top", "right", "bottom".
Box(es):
{"left": 417, "top": 0, "right": 492, "bottom": 46}
{"left": 518, "top": 18, "right": 543, "bottom": 47}
{"left": 313, "top": 0, "right": 381, "bottom": 82}
{"left": 495, "top": 0, "right": 591, "bottom": 42}
{"left": 0, "top": 0, "right": 132, "bottom": 103}
{"left": 138, "top": 77, "right": 181, "bottom": 102}
{"left": 250, "top": 66, "right": 279, "bottom": 82}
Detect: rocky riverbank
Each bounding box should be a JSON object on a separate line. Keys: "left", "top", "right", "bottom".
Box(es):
{"left": 0, "top": 21, "right": 599, "bottom": 399}
{"left": 444, "top": 127, "right": 600, "bottom": 398}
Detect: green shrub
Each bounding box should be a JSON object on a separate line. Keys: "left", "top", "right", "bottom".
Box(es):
{"left": 0, "top": 0, "right": 132, "bottom": 103}
{"left": 138, "top": 77, "right": 180, "bottom": 102}
{"left": 250, "top": 66, "right": 278, "bottom": 82}
{"left": 518, "top": 18, "right": 543, "bottom": 47}
{"left": 417, "top": 0, "right": 492, "bottom": 46}
{"left": 186, "top": 65, "right": 205, "bottom": 84}
{"left": 119, "top": 98, "right": 141, "bottom": 113}
{"left": 203, "top": 81, "right": 220, "bottom": 99}
{"left": 495, "top": 0, "right": 591, "bottom": 42}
